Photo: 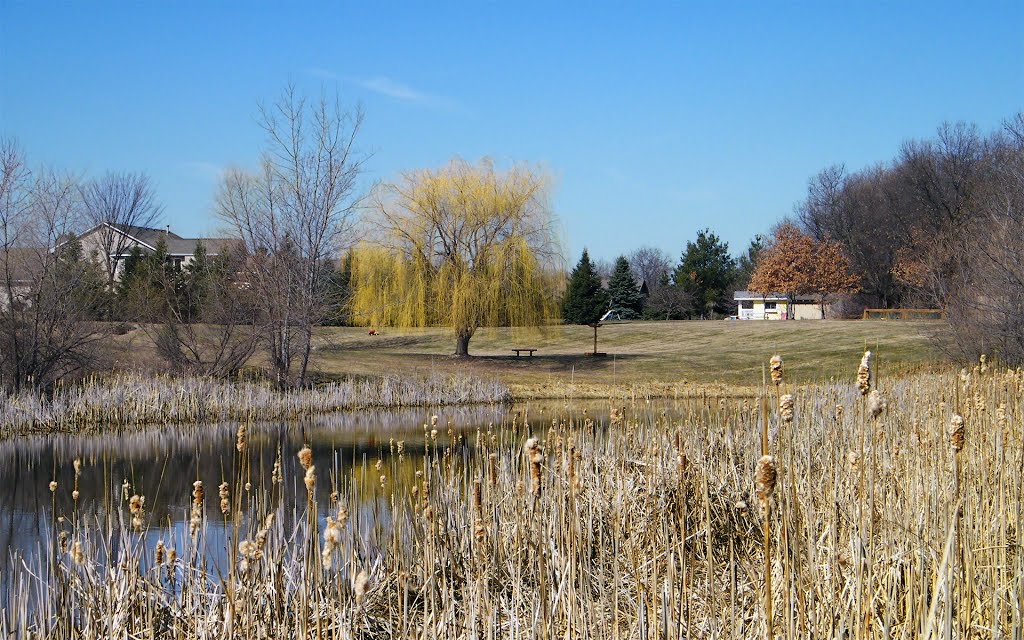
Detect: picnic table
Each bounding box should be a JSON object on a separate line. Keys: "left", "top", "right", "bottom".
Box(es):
{"left": 511, "top": 348, "right": 537, "bottom": 357}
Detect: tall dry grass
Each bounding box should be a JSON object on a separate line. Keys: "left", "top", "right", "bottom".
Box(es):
{"left": 2, "top": 356, "right": 1022, "bottom": 638}
{"left": 0, "top": 373, "right": 511, "bottom": 436}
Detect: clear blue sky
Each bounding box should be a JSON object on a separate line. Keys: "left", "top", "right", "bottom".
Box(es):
{"left": 3, "top": 2, "right": 1022, "bottom": 264}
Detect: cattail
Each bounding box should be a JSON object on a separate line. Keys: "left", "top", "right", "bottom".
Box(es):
{"left": 190, "top": 481, "right": 204, "bottom": 536}
{"left": 70, "top": 540, "right": 85, "bottom": 565}
{"left": 166, "top": 547, "right": 176, "bottom": 566}
{"left": 321, "top": 515, "right": 344, "bottom": 569}
{"left": 235, "top": 424, "right": 247, "bottom": 452}
{"left": 525, "top": 437, "right": 543, "bottom": 498}
{"left": 353, "top": 569, "right": 369, "bottom": 602}
{"left": 129, "top": 494, "right": 145, "bottom": 529}
{"left": 769, "top": 355, "right": 783, "bottom": 386}
{"left": 868, "top": 390, "right": 884, "bottom": 419}
{"left": 218, "top": 482, "right": 230, "bottom": 516}
{"left": 847, "top": 450, "right": 861, "bottom": 471}
{"left": 430, "top": 429, "right": 438, "bottom": 441}
{"left": 857, "top": 351, "right": 872, "bottom": 396}
{"left": 754, "top": 455, "right": 777, "bottom": 512}
{"left": 72, "top": 490, "right": 79, "bottom": 501}
{"left": 980, "top": 353, "right": 988, "bottom": 374}
{"left": 49, "top": 480, "right": 57, "bottom": 493}
{"left": 298, "top": 445, "right": 313, "bottom": 470}
{"left": 374, "top": 458, "right": 383, "bottom": 472}
{"left": 835, "top": 405, "right": 844, "bottom": 422}
{"left": 779, "top": 394, "right": 794, "bottom": 423}
{"left": 974, "top": 393, "right": 985, "bottom": 415}
{"left": 271, "top": 457, "right": 282, "bottom": 485}
{"left": 57, "top": 530, "right": 69, "bottom": 553}
{"left": 488, "top": 453, "right": 498, "bottom": 486}
{"left": 949, "top": 414, "right": 966, "bottom": 452}
{"left": 304, "top": 465, "right": 316, "bottom": 492}
{"left": 567, "top": 441, "right": 576, "bottom": 486}
{"left": 154, "top": 539, "right": 165, "bottom": 566}
{"left": 73, "top": 458, "right": 82, "bottom": 476}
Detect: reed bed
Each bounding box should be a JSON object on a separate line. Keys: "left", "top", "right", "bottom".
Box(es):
{"left": 0, "top": 373, "right": 512, "bottom": 436}
{"left": 3, "top": 357, "right": 1023, "bottom": 638}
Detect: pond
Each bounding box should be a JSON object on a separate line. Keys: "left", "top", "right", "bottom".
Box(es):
{"left": 0, "top": 398, "right": 636, "bottom": 601}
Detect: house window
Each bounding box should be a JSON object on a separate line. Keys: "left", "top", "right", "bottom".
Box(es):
{"left": 764, "top": 302, "right": 777, "bottom": 310}
{"left": 740, "top": 301, "right": 754, "bottom": 309}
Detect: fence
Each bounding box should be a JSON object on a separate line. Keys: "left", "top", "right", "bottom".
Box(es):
{"left": 862, "top": 308, "right": 945, "bottom": 320}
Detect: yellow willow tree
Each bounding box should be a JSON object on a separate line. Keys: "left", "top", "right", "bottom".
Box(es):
{"left": 348, "top": 158, "right": 562, "bottom": 356}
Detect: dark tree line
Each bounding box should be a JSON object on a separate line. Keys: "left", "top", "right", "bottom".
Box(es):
{"left": 562, "top": 229, "right": 766, "bottom": 324}
{"left": 795, "top": 113, "right": 1024, "bottom": 361}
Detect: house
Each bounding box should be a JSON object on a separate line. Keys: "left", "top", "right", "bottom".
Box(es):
{"left": 73, "top": 223, "right": 238, "bottom": 281}
{"left": 0, "top": 248, "right": 37, "bottom": 311}
{"left": 733, "top": 291, "right": 830, "bottom": 320}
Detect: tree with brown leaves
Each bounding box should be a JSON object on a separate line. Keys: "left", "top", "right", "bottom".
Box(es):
{"left": 748, "top": 223, "right": 859, "bottom": 318}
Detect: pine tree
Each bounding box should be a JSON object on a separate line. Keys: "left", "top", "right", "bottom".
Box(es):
{"left": 607, "top": 255, "right": 642, "bottom": 319}
{"left": 673, "top": 229, "right": 737, "bottom": 319}
{"left": 561, "top": 249, "right": 609, "bottom": 325}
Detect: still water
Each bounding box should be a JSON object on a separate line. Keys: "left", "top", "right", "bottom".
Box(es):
{"left": 0, "top": 400, "right": 622, "bottom": 591}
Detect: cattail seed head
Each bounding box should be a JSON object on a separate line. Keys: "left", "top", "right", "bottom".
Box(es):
{"left": 525, "top": 437, "right": 543, "bottom": 498}
{"left": 154, "top": 539, "right": 165, "bottom": 565}
{"left": 779, "top": 394, "right": 794, "bottom": 423}
{"left": 49, "top": 481, "right": 57, "bottom": 493}
{"left": 304, "top": 465, "right": 316, "bottom": 491}
{"left": 857, "top": 351, "right": 872, "bottom": 396}
{"left": 868, "top": 390, "right": 884, "bottom": 419}
{"left": 192, "top": 480, "right": 204, "bottom": 505}
{"left": 70, "top": 540, "right": 84, "bottom": 565}
{"left": 235, "top": 424, "right": 247, "bottom": 452}
{"left": 754, "top": 455, "right": 777, "bottom": 511}
{"left": 353, "top": 569, "right": 369, "bottom": 602}
{"left": 770, "top": 355, "right": 783, "bottom": 386}
{"left": 949, "top": 414, "right": 966, "bottom": 452}
{"left": 218, "top": 482, "right": 230, "bottom": 516}
{"left": 73, "top": 458, "right": 82, "bottom": 475}
{"left": 298, "top": 445, "right": 313, "bottom": 470}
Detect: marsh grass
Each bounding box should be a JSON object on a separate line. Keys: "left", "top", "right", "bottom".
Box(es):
{"left": 0, "top": 373, "right": 511, "bottom": 436}
{"left": 3, "top": 360, "right": 1023, "bottom": 638}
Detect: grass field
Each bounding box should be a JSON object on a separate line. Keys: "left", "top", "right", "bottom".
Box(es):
{"left": 310, "top": 320, "right": 951, "bottom": 394}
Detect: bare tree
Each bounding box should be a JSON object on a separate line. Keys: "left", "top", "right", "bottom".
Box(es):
{"left": 627, "top": 246, "right": 672, "bottom": 290}
{"left": 0, "top": 139, "right": 108, "bottom": 392}
{"left": 217, "top": 85, "right": 365, "bottom": 386}
{"left": 80, "top": 171, "right": 163, "bottom": 288}
{"left": 151, "top": 243, "right": 261, "bottom": 377}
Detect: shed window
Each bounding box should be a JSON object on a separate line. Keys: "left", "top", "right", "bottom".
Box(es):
{"left": 764, "top": 302, "right": 777, "bottom": 310}
{"left": 740, "top": 301, "right": 754, "bottom": 309}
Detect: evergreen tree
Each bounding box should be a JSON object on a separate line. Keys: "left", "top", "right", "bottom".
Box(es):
{"left": 673, "top": 229, "right": 737, "bottom": 319}
{"left": 561, "top": 249, "right": 609, "bottom": 325}
{"left": 734, "top": 234, "right": 765, "bottom": 290}
{"left": 181, "top": 240, "right": 211, "bottom": 323}
{"left": 607, "top": 255, "right": 642, "bottom": 319}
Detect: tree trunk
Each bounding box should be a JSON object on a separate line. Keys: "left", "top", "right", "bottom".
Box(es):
{"left": 591, "top": 324, "right": 599, "bottom": 355}
{"left": 454, "top": 330, "right": 472, "bottom": 357}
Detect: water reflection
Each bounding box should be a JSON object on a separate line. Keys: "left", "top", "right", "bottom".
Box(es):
{"left": 0, "top": 400, "right": 616, "bottom": 592}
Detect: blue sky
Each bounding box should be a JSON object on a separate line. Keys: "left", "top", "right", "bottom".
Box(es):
{"left": 2, "top": 2, "right": 1022, "bottom": 264}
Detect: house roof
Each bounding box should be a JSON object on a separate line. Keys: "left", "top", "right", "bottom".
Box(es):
{"left": 734, "top": 290, "right": 821, "bottom": 303}
{"left": 97, "top": 223, "right": 238, "bottom": 257}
